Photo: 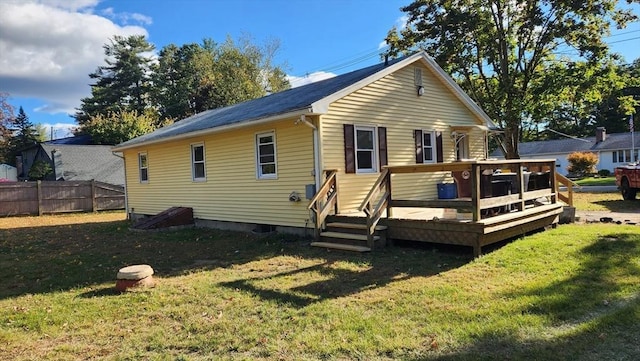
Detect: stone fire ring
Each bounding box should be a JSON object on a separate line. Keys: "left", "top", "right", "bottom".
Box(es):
{"left": 115, "top": 264, "right": 154, "bottom": 292}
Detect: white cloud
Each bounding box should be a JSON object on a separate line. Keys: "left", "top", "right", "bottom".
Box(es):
{"left": 0, "top": 0, "right": 150, "bottom": 115}
{"left": 101, "top": 7, "right": 152, "bottom": 26}
{"left": 287, "top": 71, "right": 336, "bottom": 88}
{"left": 38, "top": 122, "right": 77, "bottom": 139}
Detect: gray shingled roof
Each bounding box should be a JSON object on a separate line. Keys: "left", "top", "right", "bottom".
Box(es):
{"left": 114, "top": 56, "right": 409, "bottom": 150}
{"left": 41, "top": 145, "right": 124, "bottom": 185}
{"left": 491, "top": 131, "right": 640, "bottom": 157}
{"left": 113, "top": 52, "right": 498, "bottom": 151}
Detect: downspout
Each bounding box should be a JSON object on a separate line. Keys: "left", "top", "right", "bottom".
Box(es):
{"left": 297, "top": 115, "right": 321, "bottom": 189}
{"left": 112, "top": 151, "right": 128, "bottom": 220}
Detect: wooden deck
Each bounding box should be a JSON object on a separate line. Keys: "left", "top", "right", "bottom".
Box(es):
{"left": 309, "top": 159, "right": 573, "bottom": 256}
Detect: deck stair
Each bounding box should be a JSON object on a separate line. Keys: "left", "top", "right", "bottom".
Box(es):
{"left": 310, "top": 219, "right": 388, "bottom": 252}
{"left": 132, "top": 207, "right": 194, "bottom": 230}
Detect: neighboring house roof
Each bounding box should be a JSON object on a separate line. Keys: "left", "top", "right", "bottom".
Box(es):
{"left": 40, "top": 144, "right": 124, "bottom": 185}
{"left": 113, "top": 51, "right": 498, "bottom": 151}
{"left": 45, "top": 135, "right": 92, "bottom": 145}
{"left": 491, "top": 131, "right": 640, "bottom": 157}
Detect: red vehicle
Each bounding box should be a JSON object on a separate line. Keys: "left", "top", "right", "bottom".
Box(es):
{"left": 615, "top": 164, "right": 640, "bottom": 200}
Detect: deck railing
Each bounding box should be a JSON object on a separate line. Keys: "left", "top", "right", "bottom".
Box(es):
{"left": 358, "top": 168, "right": 391, "bottom": 248}
{"left": 307, "top": 170, "right": 338, "bottom": 241}
{"left": 358, "top": 159, "right": 568, "bottom": 242}
{"left": 555, "top": 173, "right": 576, "bottom": 206}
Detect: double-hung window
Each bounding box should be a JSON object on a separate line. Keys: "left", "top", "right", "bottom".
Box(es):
{"left": 344, "top": 124, "right": 387, "bottom": 174}
{"left": 414, "top": 129, "right": 443, "bottom": 164}
{"left": 191, "top": 143, "right": 206, "bottom": 181}
{"left": 355, "top": 126, "right": 377, "bottom": 173}
{"left": 422, "top": 130, "right": 436, "bottom": 163}
{"left": 256, "top": 132, "right": 277, "bottom": 179}
{"left": 138, "top": 152, "right": 148, "bottom": 183}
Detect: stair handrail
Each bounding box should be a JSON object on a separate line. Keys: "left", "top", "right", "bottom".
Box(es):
{"left": 358, "top": 168, "right": 390, "bottom": 214}
{"left": 555, "top": 173, "right": 577, "bottom": 206}
{"left": 358, "top": 168, "right": 391, "bottom": 248}
{"left": 308, "top": 170, "right": 338, "bottom": 240}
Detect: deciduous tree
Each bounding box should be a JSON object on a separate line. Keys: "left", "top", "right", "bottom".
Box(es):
{"left": 0, "top": 92, "right": 14, "bottom": 164}
{"left": 386, "top": 0, "right": 637, "bottom": 158}
{"left": 81, "top": 110, "right": 172, "bottom": 145}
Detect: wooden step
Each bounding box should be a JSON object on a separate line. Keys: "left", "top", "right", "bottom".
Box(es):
{"left": 325, "top": 222, "right": 387, "bottom": 231}
{"left": 310, "top": 242, "right": 371, "bottom": 252}
{"left": 320, "top": 231, "right": 380, "bottom": 242}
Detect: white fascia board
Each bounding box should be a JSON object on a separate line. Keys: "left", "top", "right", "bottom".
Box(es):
{"left": 310, "top": 51, "right": 498, "bottom": 130}
{"left": 310, "top": 52, "right": 425, "bottom": 113}
{"left": 420, "top": 54, "right": 497, "bottom": 129}
{"left": 112, "top": 108, "right": 314, "bottom": 152}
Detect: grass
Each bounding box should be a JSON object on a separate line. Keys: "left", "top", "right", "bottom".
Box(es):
{"left": 1, "top": 209, "right": 639, "bottom": 360}
{"left": 574, "top": 176, "right": 616, "bottom": 186}
{"left": 571, "top": 191, "right": 640, "bottom": 212}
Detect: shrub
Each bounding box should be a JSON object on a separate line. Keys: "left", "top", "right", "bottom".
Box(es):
{"left": 28, "top": 160, "right": 52, "bottom": 180}
{"left": 567, "top": 152, "right": 598, "bottom": 177}
{"left": 598, "top": 169, "right": 611, "bottom": 177}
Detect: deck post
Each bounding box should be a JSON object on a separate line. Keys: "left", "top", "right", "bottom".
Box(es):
{"left": 36, "top": 180, "right": 43, "bottom": 216}
{"left": 386, "top": 171, "right": 392, "bottom": 218}
{"left": 548, "top": 162, "right": 557, "bottom": 204}
{"left": 473, "top": 236, "right": 482, "bottom": 257}
{"left": 471, "top": 164, "right": 481, "bottom": 221}
{"left": 517, "top": 165, "right": 525, "bottom": 211}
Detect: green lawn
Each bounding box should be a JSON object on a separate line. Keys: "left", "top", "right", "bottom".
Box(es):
{"left": 574, "top": 176, "right": 616, "bottom": 186}
{"left": 571, "top": 191, "right": 640, "bottom": 212}
{"left": 1, "top": 211, "right": 639, "bottom": 360}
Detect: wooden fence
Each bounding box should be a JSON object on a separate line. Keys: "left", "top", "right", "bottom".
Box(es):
{"left": 0, "top": 180, "right": 125, "bottom": 216}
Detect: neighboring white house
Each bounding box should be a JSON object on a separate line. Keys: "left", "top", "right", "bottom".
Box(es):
{"left": 0, "top": 164, "right": 18, "bottom": 182}
{"left": 492, "top": 127, "right": 639, "bottom": 174}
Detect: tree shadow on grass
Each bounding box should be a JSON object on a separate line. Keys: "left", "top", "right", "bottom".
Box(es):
{"left": 218, "top": 240, "right": 473, "bottom": 308}
{"left": 408, "top": 232, "right": 640, "bottom": 360}
{"left": 0, "top": 219, "right": 290, "bottom": 299}
{"left": 0, "top": 218, "right": 471, "bottom": 301}
{"left": 592, "top": 199, "right": 640, "bottom": 213}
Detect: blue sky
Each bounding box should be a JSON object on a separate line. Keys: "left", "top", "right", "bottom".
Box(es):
{"left": 1, "top": 0, "right": 639, "bottom": 140}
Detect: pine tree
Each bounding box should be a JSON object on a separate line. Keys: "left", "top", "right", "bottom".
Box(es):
{"left": 75, "top": 35, "right": 155, "bottom": 125}
{"left": 10, "top": 107, "right": 38, "bottom": 151}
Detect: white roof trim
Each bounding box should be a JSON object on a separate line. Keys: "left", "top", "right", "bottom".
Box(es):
{"left": 112, "top": 108, "right": 314, "bottom": 151}
{"left": 310, "top": 51, "right": 497, "bottom": 129}
{"left": 113, "top": 51, "right": 497, "bottom": 152}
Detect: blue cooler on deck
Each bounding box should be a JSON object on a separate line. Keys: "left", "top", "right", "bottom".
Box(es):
{"left": 437, "top": 183, "right": 457, "bottom": 199}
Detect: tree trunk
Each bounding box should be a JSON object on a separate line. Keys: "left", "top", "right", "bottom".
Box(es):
{"left": 503, "top": 118, "right": 520, "bottom": 159}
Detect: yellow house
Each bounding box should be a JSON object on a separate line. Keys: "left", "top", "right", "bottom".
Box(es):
{"left": 112, "top": 51, "right": 498, "bottom": 235}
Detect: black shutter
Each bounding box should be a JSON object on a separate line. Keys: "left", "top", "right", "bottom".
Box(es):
{"left": 414, "top": 129, "right": 423, "bottom": 164}
{"left": 436, "top": 131, "right": 444, "bottom": 163}
{"left": 378, "top": 127, "right": 387, "bottom": 169}
{"left": 344, "top": 124, "right": 355, "bottom": 173}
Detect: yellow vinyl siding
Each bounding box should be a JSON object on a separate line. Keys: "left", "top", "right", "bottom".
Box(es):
{"left": 321, "top": 62, "right": 487, "bottom": 212}
{"left": 124, "top": 118, "right": 315, "bottom": 227}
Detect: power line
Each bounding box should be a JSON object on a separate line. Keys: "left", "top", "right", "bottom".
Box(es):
{"left": 290, "top": 30, "right": 638, "bottom": 83}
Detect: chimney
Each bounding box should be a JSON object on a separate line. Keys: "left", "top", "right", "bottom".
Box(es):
{"left": 15, "top": 156, "right": 23, "bottom": 178}
{"left": 595, "top": 127, "right": 606, "bottom": 143}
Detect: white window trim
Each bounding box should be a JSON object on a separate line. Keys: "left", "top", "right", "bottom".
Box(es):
{"left": 355, "top": 125, "right": 378, "bottom": 173}
{"left": 256, "top": 131, "right": 277, "bottom": 179}
{"left": 138, "top": 152, "right": 148, "bottom": 183}
{"left": 191, "top": 143, "right": 206, "bottom": 182}
{"left": 422, "top": 130, "right": 436, "bottom": 164}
